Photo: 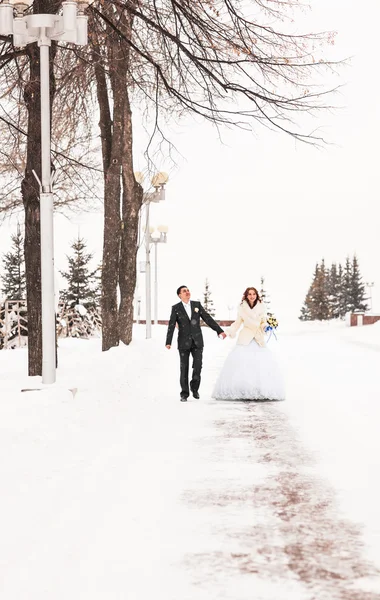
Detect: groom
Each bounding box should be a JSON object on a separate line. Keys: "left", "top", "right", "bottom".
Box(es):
{"left": 165, "top": 285, "right": 226, "bottom": 402}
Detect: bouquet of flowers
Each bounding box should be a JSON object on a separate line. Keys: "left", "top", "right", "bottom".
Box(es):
{"left": 265, "top": 314, "right": 278, "bottom": 341}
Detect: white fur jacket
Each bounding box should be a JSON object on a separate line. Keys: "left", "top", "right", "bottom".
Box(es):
{"left": 227, "top": 301, "right": 267, "bottom": 347}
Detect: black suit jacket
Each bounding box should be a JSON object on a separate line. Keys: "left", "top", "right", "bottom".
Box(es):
{"left": 166, "top": 301, "right": 223, "bottom": 350}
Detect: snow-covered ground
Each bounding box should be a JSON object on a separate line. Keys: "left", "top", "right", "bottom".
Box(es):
{"left": 1, "top": 321, "right": 380, "bottom": 599}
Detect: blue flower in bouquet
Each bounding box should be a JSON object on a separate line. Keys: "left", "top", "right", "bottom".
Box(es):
{"left": 265, "top": 314, "right": 278, "bottom": 340}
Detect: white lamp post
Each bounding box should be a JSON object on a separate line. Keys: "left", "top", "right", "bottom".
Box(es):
{"left": 149, "top": 225, "right": 168, "bottom": 325}
{"left": 0, "top": 0, "right": 93, "bottom": 384}
{"left": 136, "top": 171, "right": 168, "bottom": 339}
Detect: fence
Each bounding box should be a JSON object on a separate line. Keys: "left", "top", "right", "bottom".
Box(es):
{"left": 0, "top": 299, "right": 28, "bottom": 349}
{"left": 0, "top": 300, "right": 103, "bottom": 348}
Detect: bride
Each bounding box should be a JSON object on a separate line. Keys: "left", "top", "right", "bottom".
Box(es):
{"left": 212, "top": 287, "right": 285, "bottom": 401}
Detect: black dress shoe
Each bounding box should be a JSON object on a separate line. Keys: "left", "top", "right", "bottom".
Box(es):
{"left": 190, "top": 383, "right": 200, "bottom": 399}
{"left": 180, "top": 395, "right": 188, "bottom": 402}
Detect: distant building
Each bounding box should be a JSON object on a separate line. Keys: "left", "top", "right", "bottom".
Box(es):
{"left": 349, "top": 313, "right": 380, "bottom": 326}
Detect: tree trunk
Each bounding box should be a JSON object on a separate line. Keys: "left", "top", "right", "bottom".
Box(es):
{"left": 116, "top": 8, "right": 141, "bottom": 345}
{"left": 21, "top": 2, "right": 58, "bottom": 375}
{"left": 92, "top": 4, "right": 141, "bottom": 349}
{"left": 100, "top": 136, "right": 122, "bottom": 352}
{"left": 93, "top": 20, "right": 127, "bottom": 351}
{"left": 119, "top": 90, "right": 143, "bottom": 345}
{"left": 92, "top": 37, "right": 118, "bottom": 351}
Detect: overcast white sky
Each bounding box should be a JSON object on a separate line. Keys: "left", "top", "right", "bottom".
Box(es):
{"left": 1, "top": 0, "right": 379, "bottom": 322}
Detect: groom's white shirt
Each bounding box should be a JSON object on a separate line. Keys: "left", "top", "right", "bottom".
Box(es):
{"left": 182, "top": 301, "right": 191, "bottom": 319}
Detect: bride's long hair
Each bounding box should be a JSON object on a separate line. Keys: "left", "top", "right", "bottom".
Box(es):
{"left": 241, "top": 287, "right": 261, "bottom": 308}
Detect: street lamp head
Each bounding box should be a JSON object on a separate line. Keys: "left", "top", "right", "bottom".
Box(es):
{"left": 74, "top": 0, "right": 94, "bottom": 44}
{"left": 134, "top": 171, "right": 145, "bottom": 185}
{"left": 77, "top": 0, "right": 95, "bottom": 15}
{"left": 151, "top": 172, "right": 169, "bottom": 188}
{"left": 9, "top": 0, "right": 32, "bottom": 16}
{"left": 157, "top": 225, "right": 168, "bottom": 243}
{"left": 0, "top": 2, "right": 14, "bottom": 35}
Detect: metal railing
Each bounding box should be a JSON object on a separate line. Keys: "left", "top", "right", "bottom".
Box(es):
{"left": 0, "top": 299, "right": 28, "bottom": 349}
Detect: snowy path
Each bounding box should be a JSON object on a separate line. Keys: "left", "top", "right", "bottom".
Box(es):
{"left": 1, "top": 325, "right": 380, "bottom": 599}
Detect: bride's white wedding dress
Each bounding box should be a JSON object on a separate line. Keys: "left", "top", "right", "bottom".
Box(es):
{"left": 212, "top": 300, "right": 285, "bottom": 401}
{"left": 212, "top": 339, "right": 285, "bottom": 400}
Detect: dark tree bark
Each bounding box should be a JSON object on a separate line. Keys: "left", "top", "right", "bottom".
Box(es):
{"left": 92, "top": 16, "right": 128, "bottom": 351}
{"left": 21, "top": 0, "right": 59, "bottom": 375}
{"left": 91, "top": 4, "right": 143, "bottom": 350}
{"left": 117, "top": 8, "right": 142, "bottom": 345}
{"left": 119, "top": 91, "right": 143, "bottom": 345}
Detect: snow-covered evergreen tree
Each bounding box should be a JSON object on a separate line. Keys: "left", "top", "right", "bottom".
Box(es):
{"left": 299, "top": 264, "right": 319, "bottom": 321}
{"left": 94, "top": 261, "right": 102, "bottom": 306}
{"left": 350, "top": 254, "right": 368, "bottom": 312}
{"left": 60, "top": 237, "right": 99, "bottom": 309}
{"left": 1, "top": 225, "right": 26, "bottom": 300}
{"left": 299, "top": 291, "right": 313, "bottom": 321}
{"left": 58, "top": 237, "right": 101, "bottom": 339}
{"left": 300, "top": 261, "right": 329, "bottom": 321}
{"left": 337, "top": 263, "right": 346, "bottom": 318}
{"left": 342, "top": 257, "right": 353, "bottom": 315}
{"left": 310, "top": 259, "right": 329, "bottom": 320}
{"left": 259, "top": 276, "right": 272, "bottom": 315}
{"left": 203, "top": 278, "right": 216, "bottom": 317}
{"left": 327, "top": 262, "right": 340, "bottom": 319}
{"left": 300, "top": 255, "right": 369, "bottom": 321}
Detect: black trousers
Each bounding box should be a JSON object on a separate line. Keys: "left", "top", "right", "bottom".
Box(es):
{"left": 179, "top": 341, "right": 203, "bottom": 397}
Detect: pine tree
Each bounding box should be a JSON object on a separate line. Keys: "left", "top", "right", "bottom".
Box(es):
{"left": 350, "top": 254, "right": 368, "bottom": 312}
{"left": 300, "top": 261, "right": 329, "bottom": 321}
{"left": 300, "top": 255, "right": 369, "bottom": 321}
{"left": 94, "top": 261, "right": 102, "bottom": 307}
{"left": 259, "top": 276, "right": 272, "bottom": 315}
{"left": 310, "top": 259, "right": 329, "bottom": 320}
{"left": 203, "top": 278, "right": 216, "bottom": 318}
{"left": 327, "top": 262, "right": 340, "bottom": 319}
{"left": 1, "top": 225, "right": 26, "bottom": 300}
{"left": 299, "top": 291, "right": 313, "bottom": 321}
{"left": 58, "top": 238, "right": 102, "bottom": 340}
{"left": 60, "top": 237, "right": 98, "bottom": 309}
{"left": 337, "top": 263, "right": 346, "bottom": 318}
{"left": 342, "top": 257, "right": 353, "bottom": 315}
{"left": 299, "top": 264, "right": 319, "bottom": 321}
